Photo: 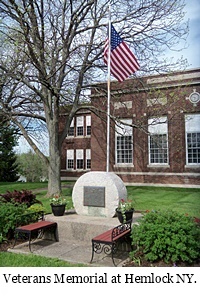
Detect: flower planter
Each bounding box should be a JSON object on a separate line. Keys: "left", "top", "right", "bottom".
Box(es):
{"left": 116, "top": 208, "right": 134, "bottom": 223}
{"left": 51, "top": 204, "right": 66, "bottom": 216}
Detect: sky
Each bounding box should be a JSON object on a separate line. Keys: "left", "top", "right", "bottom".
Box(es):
{"left": 14, "top": 0, "right": 200, "bottom": 155}
{"left": 15, "top": 135, "right": 49, "bottom": 156}
{"left": 175, "top": 0, "right": 200, "bottom": 69}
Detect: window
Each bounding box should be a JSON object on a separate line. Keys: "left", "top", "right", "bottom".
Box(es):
{"left": 148, "top": 117, "right": 168, "bottom": 165}
{"left": 86, "top": 149, "right": 91, "bottom": 169}
{"left": 68, "top": 119, "right": 74, "bottom": 137}
{"left": 149, "top": 134, "right": 168, "bottom": 163}
{"left": 115, "top": 119, "right": 133, "bottom": 164}
{"left": 76, "top": 116, "right": 84, "bottom": 136}
{"left": 76, "top": 149, "right": 84, "bottom": 169}
{"left": 86, "top": 115, "right": 91, "bottom": 136}
{"left": 67, "top": 150, "right": 74, "bottom": 169}
{"left": 185, "top": 114, "right": 200, "bottom": 165}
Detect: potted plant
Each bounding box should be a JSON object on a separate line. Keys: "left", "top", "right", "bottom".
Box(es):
{"left": 116, "top": 199, "right": 135, "bottom": 223}
{"left": 50, "top": 195, "right": 67, "bottom": 216}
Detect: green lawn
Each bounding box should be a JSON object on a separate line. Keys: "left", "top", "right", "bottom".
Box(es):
{"left": 32, "top": 184, "right": 200, "bottom": 217}
{"left": 0, "top": 182, "right": 199, "bottom": 217}
{"left": 0, "top": 181, "right": 48, "bottom": 193}
{"left": 127, "top": 186, "right": 200, "bottom": 217}
{"left": 0, "top": 181, "right": 73, "bottom": 193}
{"left": 0, "top": 252, "right": 87, "bottom": 267}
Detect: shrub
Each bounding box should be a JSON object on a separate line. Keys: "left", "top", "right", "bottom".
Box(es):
{"left": 0, "top": 202, "right": 27, "bottom": 241}
{"left": 130, "top": 210, "right": 200, "bottom": 265}
{"left": 0, "top": 202, "right": 44, "bottom": 242}
{"left": 27, "top": 204, "right": 46, "bottom": 213}
{"left": 0, "top": 189, "right": 42, "bottom": 207}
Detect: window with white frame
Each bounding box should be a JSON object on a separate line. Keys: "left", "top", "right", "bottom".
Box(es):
{"left": 86, "top": 149, "right": 91, "bottom": 169}
{"left": 185, "top": 114, "right": 200, "bottom": 165}
{"left": 148, "top": 117, "right": 168, "bottom": 164}
{"left": 67, "top": 150, "right": 74, "bottom": 170}
{"left": 115, "top": 119, "right": 133, "bottom": 164}
{"left": 68, "top": 119, "right": 74, "bottom": 137}
{"left": 76, "top": 116, "right": 84, "bottom": 136}
{"left": 86, "top": 115, "right": 91, "bottom": 136}
{"left": 76, "top": 149, "right": 84, "bottom": 169}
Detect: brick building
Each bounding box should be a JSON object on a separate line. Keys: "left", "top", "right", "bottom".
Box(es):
{"left": 61, "top": 68, "right": 200, "bottom": 186}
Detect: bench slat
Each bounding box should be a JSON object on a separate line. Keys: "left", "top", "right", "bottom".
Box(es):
{"left": 92, "top": 229, "right": 112, "bottom": 242}
{"left": 92, "top": 228, "right": 130, "bottom": 243}
{"left": 15, "top": 221, "right": 57, "bottom": 232}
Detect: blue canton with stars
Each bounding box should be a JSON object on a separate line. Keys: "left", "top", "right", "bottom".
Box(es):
{"left": 110, "top": 25, "right": 123, "bottom": 51}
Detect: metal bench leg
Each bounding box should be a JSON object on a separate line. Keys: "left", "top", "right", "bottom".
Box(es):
{"left": 90, "top": 241, "right": 95, "bottom": 263}
{"left": 111, "top": 243, "right": 117, "bottom": 267}
{"left": 12, "top": 231, "right": 18, "bottom": 249}
{"left": 54, "top": 226, "right": 59, "bottom": 241}
{"left": 28, "top": 233, "right": 32, "bottom": 252}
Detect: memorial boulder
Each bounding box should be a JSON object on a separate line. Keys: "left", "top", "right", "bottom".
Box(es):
{"left": 72, "top": 171, "right": 127, "bottom": 218}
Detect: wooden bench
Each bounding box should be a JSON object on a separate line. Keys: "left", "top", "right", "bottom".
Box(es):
{"left": 13, "top": 211, "right": 58, "bottom": 252}
{"left": 90, "top": 220, "right": 132, "bottom": 266}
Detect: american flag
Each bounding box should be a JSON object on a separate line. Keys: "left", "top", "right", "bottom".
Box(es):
{"left": 104, "top": 25, "right": 140, "bottom": 82}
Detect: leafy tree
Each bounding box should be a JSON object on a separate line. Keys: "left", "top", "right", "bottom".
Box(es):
{"left": 17, "top": 150, "right": 48, "bottom": 182}
{"left": 0, "top": 0, "right": 189, "bottom": 196}
{"left": 0, "top": 121, "right": 19, "bottom": 182}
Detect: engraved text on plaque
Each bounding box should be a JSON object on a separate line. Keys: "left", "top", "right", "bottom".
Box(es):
{"left": 84, "top": 186, "right": 105, "bottom": 207}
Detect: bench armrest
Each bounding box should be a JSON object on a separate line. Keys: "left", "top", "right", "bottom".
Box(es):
{"left": 111, "top": 219, "right": 132, "bottom": 241}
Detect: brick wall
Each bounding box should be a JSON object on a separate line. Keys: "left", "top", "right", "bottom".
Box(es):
{"left": 60, "top": 69, "right": 200, "bottom": 186}
{"left": 90, "top": 69, "right": 200, "bottom": 186}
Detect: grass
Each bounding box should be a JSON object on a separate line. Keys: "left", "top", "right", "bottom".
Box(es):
{"left": 0, "top": 252, "right": 87, "bottom": 267}
{"left": 0, "top": 181, "right": 48, "bottom": 193}
{"left": 35, "top": 187, "right": 74, "bottom": 213}
{"left": 0, "top": 181, "right": 73, "bottom": 194}
{"left": 127, "top": 186, "right": 200, "bottom": 218}
{"left": 0, "top": 181, "right": 199, "bottom": 217}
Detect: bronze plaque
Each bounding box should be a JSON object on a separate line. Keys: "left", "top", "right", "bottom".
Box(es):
{"left": 84, "top": 186, "right": 105, "bottom": 207}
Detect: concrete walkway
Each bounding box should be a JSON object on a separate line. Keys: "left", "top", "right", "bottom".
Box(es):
{"left": 8, "top": 211, "right": 142, "bottom": 267}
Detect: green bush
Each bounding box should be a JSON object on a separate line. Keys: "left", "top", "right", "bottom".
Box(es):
{"left": 130, "top": 210, "right": 200, "bottom": 264}
{"left": 0, "top": 202, "right": 44, "bottom": 243}
{"left": 0, "top": 202, "right": 27, "bottom": 242}
{"left": 27, "top": 204, "right": 46, "bottom": 213}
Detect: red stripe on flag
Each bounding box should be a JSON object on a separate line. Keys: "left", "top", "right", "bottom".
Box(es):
{"left": 103, "top": 27, "right": 140, "bottom": 82}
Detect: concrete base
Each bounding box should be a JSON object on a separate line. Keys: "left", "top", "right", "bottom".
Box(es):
{"left": 46, "top": 211, "right": 141, "bottom": 242}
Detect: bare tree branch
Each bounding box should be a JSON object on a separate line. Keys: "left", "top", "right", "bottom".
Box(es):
{"left": 0, "top": 0, "right": 189, "bottom": 195}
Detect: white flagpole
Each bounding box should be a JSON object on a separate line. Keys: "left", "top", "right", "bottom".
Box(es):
{"left": 106, "top": 3, "right": 111, "bottom": 172}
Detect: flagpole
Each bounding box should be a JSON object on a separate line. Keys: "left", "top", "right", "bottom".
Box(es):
{"left": 106, "top": 3, "right": 111, "bottom": 173}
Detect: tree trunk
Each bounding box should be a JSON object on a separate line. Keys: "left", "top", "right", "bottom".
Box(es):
{"left": 47, "top": 120, "right": 61, "bottom": 197}
{"left": 48, "top": 150, "right": 61, "bottom": 197}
